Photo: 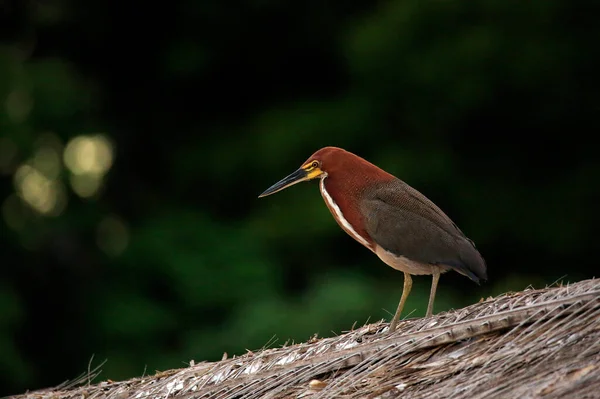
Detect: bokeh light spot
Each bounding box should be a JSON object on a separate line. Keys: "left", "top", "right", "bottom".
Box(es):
{"left": 97, "top": 215, "right": 129, "bottom": 257}
{"left": 63, "top": 134, "right": 114, "bottom": 176}
{"left": 13, "top": 164, "right": 67, "bottom": 216}
{"left": 69, "top": 174, "right": 103, "bottom": 198}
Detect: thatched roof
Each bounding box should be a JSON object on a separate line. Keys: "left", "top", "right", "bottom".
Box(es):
{"left": 11, "top": 278, "right": 600, "bottom": 399}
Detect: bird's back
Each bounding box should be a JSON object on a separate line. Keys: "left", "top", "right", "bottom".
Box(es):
{"left": 359, "top": 179, "right": 487, "bottom": 283}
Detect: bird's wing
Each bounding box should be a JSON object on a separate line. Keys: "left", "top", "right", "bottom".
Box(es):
{"left": 360, "top": 179, "right": 487, "bottom": 282}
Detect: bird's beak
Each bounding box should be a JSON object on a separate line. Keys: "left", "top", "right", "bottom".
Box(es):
{"left": 258, "top": 168, "right": 311, "bottom": 198}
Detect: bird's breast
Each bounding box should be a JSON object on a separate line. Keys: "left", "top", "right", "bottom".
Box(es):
{"left": 319, "top": 178, "right": 372, "bottom": 250}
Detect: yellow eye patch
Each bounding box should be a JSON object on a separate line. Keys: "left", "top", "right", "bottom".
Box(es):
{"left": 302, "top": 161, "right": 323, "bottom": 179}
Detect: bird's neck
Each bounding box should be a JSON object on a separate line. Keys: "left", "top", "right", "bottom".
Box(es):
{"left": 319, "top": 176, "right": 374, "bottom": 251}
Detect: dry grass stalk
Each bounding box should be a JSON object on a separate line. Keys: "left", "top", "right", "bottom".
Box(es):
{"left": 10, "top": 278, "right": 600, "bottom": 399}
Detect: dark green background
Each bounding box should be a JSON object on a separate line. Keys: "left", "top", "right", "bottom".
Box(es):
{"left": 1, "top": 0, "right": 599, "bottom": 396}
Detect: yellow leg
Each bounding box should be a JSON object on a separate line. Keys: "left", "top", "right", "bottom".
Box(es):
{"left": 389, "top": 272, "right": 412, "bottom": 332}
{"left": 426, "top": 271, "right": 441, "bottom": 317}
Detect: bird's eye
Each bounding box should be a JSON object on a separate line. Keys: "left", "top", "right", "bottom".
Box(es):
{"left": 311, "top": 161, "right": 319, "bottom": 169}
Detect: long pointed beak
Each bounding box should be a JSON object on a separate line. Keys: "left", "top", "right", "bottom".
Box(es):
{"left": 258, "top": 168, "right": 309, "bottom": 198}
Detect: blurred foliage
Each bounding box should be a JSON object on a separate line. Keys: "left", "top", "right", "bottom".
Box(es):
{"left": 1, "top": 0, "right": 599, "bottom": 395}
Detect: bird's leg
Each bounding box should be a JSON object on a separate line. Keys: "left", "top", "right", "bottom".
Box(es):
{"left": 389, "top": 272, "right": 412, "bottom": 332}
{"left": 426, "top": 270, "right": 441, "bottom": 317}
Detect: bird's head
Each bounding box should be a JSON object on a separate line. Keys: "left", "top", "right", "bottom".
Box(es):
{"left": 258, "top": 147, "right": 354, "bottom": 198}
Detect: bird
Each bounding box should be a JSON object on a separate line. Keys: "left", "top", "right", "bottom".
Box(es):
{"left": 258, "top": 146, "right": 487, "bottom": 332}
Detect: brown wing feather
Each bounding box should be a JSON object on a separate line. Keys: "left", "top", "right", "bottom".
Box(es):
{"left": 360, "top": 179, "right": 487, "bottom": 283}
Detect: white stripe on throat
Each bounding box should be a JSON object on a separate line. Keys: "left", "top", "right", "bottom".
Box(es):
{"left": 319, "top": 177, "right": 371, "bottom": 248}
